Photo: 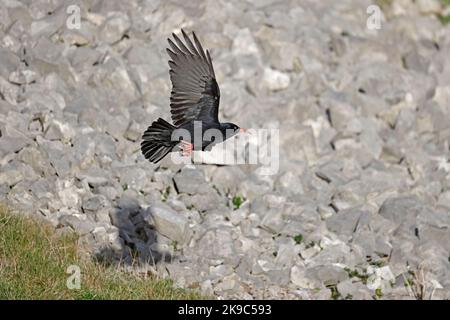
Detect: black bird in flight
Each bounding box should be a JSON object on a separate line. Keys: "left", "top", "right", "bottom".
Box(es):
{"left": 141, "top": 29, "right": 245, "bottom": 164}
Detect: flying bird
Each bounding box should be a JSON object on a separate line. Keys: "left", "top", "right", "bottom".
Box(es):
{"left": 141, "top": 29, "right": 245, "bottom": 163}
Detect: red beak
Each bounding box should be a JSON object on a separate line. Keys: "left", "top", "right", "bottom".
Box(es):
{"left": 239, "top": 128, "right": 247, "bottom": 133}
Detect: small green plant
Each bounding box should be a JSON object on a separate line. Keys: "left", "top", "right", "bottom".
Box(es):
{"left": 368, "top": 260, "right": 385, "bottom": 268}
{"left": 402, "top": 267, "right": 432, "bottom": 300}
{"left": 326, "top": 284, "right": 341, "bottom": 300}
{"left": 293, "top": 234, "right": 303, "bottom": 245}
{"left": 122, "top": 184, "right": 128, "bottom": 191}
{"left": 375, "top": 288, "right": 383, "bottom": 299}
{"left": 161, "top": 186, "right": 171, "bottom": 202}
{"left": 438, "top": 14, "right": 450, "bottom": 25}
{"left": 344, "top": 294, "right": 353, "bottom": 300}
{"left": 404, "top": 278, "right": 414, "bottom": 287}
{"left": 232, "top": 196, "right": 244, "bottom": 210}
{"left": 344, "top": 267, "right": 369, "bottom": 285}
{"left": 305, "top": 240, "right": 316, "bottom": 249}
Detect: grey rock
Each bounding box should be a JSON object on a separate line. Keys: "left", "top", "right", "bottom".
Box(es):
{"left": 337, "top": 279, "right": 373, "bottom": 300}
{"left": 379, "top": 196, "right": 425, "bottom": 239}
{"left": 0, "top": 124, "right": 32, "bottom": 156}
{"left": 0, "top": 48, "right": 21, "bottom": 79}
{"left": 291, "top": 265, "right": 321, "bottom": 289}
{"left": 180, "top": 192, "right": 222, "bottom": 212}
{"left": 260, "top": 210, "right": 285, "bottom": 234}
{"left": 266, "top": 268, "right": 291, "bottom": 286}
{"left": 9, "top": 69, "right": 39, "bottom": 85}
{"left": 0, "top": 168, "right": 24, "bottom": 187}
{"left": 17, "top": 147, "right": 55, "bottom": 177}
{"left": 262, "top": 67, "right": 290, "bottom": 91}
{"left": 149, "top": 203, "right": 190, "bottom": 245}
{"left": 274, "top": 171, "right": 304, "bottom": 195}
{"left": 321, "top": 91, "right": 361, "bottom": 135}
{"left": 306, "top": 265, "right": 348, "bottom": 287}
{"left": 29, "top": 178, "right": 54, "bottom": 199}
{"left": 326, "top": 208, "right": 364, "bottom": 237}
{"left": 44, "top": 119, "right": 75, "bottom": 143}
{"left": 437, "top": 191, "right": 450, "bottom": 210}
{"left": 173, "top": 168, "right": 207, "bottom": 194}
{"left": 58, "top": 214, "right": 94, "bottom": 235}
{"left": 196, "top": 228, "right": 237, "bottom": 262}
{"left": 82, "top": 195, "right": 109, "bottom": 213}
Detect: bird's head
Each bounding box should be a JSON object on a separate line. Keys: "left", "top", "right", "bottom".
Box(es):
{"left": 221, "top": 122, "right": 246, "bottom": 137}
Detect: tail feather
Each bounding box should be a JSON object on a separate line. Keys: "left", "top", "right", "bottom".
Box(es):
{"left": 141, "top": 118, "right": 177, "bottom": 163}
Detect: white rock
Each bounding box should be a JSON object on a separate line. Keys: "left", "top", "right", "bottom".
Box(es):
{"left": 232, "top": 28, "right": 259, "bottom": 56}
{"left": 263, "top": 67, "right": 290, "bottom": 91}
{"left": 290, "top": 265, "right": 319, "bottom": 289}
{"left": 57, "top": 180, "right": 84, "bottom": 209}
{"left": 366, "top": 266, "right": 395, "bottom": 290}
{"left": 9, "top": 69, "right": 38, "bottom": 84}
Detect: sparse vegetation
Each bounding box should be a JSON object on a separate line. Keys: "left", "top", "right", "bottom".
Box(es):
{"left": 326, "top": 284, "right": 342, "bottom": 300}
{"left": 344, "top": 267, "right": 369, "bottom": 285}
{"left": 437, "top": 0, "right": 450, "bottom": 25}
{"left": 0, "top": 205, "right": 203, "bottom": 300}
{"left": 374, "top": 288, "right": 383, "bottom": 299}
{"left": 232, "top": 196, "right": 244, "bottom": 210}
{"left": 402, "top": 265, "right": 435, "bottom": 300}
{"left": 293, "top": 234, "right": 303, "bottom": 245}
{"left": 171, "top": 240, "right": 179, "bottom": 251}
{"left": 367, "top": 256, "right": 386, "bottom": 268}
{"left": 438, "top": 14, "right": 450, "bottom": 25}
{"left": 161, "top": 186, "right": 171, "bottom": 202}
{"left": 376, "top": 0, "right": 450, "bottom": 26}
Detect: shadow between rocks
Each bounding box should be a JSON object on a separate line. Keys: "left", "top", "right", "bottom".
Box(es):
{"left": 91, "top": 198, "right": 174, "bottom": 269}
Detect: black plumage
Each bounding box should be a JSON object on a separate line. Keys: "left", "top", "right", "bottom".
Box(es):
{"left": 141, "top": 29, "right": 243, "bottom": 163}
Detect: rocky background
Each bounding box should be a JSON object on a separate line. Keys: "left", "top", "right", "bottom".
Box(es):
{"left": 1, "top": 0, "right": 450, "bottom": 299}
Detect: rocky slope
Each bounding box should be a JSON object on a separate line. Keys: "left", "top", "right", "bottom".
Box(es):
{"left": 1, "top": 0, "right": 450, "bottom": 299}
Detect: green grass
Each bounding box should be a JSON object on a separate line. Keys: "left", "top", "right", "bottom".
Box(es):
{"left": 376, "top": 0, "right": 450, "bottom": 25}
{"left": 438, "top": 14, "right": 450, "bottom": 25}
{"left": 436, "top": 0, "right": 450, "bottom": 25}
{"left": 0, "top": 205, "right": 204, "bottom": 300}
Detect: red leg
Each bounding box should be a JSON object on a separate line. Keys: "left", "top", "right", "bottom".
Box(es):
{"left": 179, "top": 140, "right": 193, "bottom": 156}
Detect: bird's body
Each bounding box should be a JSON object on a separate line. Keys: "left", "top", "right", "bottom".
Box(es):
{"left": 141, "top": 30, "right": 242, "bottom": 163}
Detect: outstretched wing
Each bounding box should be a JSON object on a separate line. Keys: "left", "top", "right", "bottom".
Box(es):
{"left": 167, "top": 29, "right": 220, "bottom": 127}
